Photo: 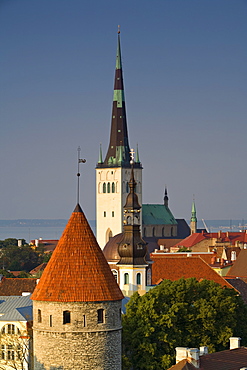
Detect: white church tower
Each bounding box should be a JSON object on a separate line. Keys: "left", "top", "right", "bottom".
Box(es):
{"left": 96, "top": 30, "right": 142, "bottom": 248}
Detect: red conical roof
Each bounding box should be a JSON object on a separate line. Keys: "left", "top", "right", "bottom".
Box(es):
{"left": 32, "top": 204, "right": 123, "bottom": 302}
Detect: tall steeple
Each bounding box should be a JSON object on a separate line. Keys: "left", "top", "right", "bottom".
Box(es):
{"left": 190, "top": 198, "right": 197, "bottom": 234}
{"left": 97, "top": 29, "right": 140, "bottom": 168}
{"left": 96, "top": 30, "right": 143, "bottom": 249}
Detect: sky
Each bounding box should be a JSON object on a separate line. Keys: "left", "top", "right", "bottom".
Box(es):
{"left": 0, "top": 0, "right": 247, "bottom": 222}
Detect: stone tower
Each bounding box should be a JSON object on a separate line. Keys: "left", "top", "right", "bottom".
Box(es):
{"left": 117, "top": 164, "right": 148, "bottom": 297}
{"left": 190, "top": 199, "right": 197, "bottom": 234}
{"left": 32, "top": 203, "right": 123, "bottom": 370}
{"left": 96, "top": 30, "right": 142, "bottom": 248}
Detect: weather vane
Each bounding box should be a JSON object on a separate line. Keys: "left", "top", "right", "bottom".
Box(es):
{"left": 77, "top": 146, "right": 86, "bottom": 204}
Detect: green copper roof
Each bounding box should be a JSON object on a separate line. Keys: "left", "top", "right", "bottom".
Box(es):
{"left": 142, "top": 204, "right": 177, "bottom": 225}
{"left": 191, "top": 200, "right": 197, "bottom": 222}
{"left": 98, "top": 143, "right": 103, "bottom": 164}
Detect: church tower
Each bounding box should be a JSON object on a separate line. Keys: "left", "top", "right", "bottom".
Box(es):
{"left": 190, "top": 199, "right": 197, "bottom": 234}
{"left": 32, "top": 203, "right": 123, "bottom": 370}
{"left": 96, "top": 30, "right": 142, "bottom": 248}
{"left": 117, "top": 161, "right": 148, "bottom": 297}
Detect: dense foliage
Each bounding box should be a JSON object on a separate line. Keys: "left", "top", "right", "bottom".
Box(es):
{"left": 0, "top": 238, "right": 46, "bottom": 272}
{"left": 122, "top": 278, "right": 247, "bottom": 370}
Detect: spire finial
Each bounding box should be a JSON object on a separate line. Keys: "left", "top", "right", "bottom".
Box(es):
{"left": 77, "top": 146, "right": 86, "bottom": 204}
{"left": 130, "top": 148, "right": 135, "bottom": 165}
{"left": 118, "top": 25, "right": 120, "bottom": 34}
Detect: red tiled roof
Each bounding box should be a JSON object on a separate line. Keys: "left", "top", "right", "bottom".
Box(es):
{"left": 0, "top": 278, "right": 38, "bottom": 295}
{"left": 173, "top": 233, "right": 206, "bottom": 249}
{"left": 32, "top": 204, "right": 124, "bottom": 303}
{"left": 150, "top": 255, "right": 233, "bottom": 288}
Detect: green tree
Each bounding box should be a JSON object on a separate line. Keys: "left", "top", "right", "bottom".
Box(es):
{"left": 122, "top": 278, "right": 247, "bottom": 370}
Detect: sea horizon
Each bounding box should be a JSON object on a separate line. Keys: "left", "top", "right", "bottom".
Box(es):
{"left": 0, "top": 219, "right": 246, "bottom": 243}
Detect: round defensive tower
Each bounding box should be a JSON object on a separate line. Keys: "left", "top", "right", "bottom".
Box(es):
{"left": 31, "top": 204, "right": 123, "bottom": 370}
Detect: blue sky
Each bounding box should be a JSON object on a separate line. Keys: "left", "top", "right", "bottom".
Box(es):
{"left": 0, "top": 0, "right": 246, "bottom": 221}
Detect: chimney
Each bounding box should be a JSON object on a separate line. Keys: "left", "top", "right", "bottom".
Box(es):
{"left": 211, "top": 256, "right": 216, "bottom": 264}
{"left": 229, "top": 337, "right": 241, "bottom": 350}
{"left": 18, "top": 239, "right": 22, "bottom": 247}
{"left": 160, "top": 245, "right": 165, "bottom": 251}
{"left": 175, "top": 347, "right": 188, "bottom": 363}
{"left": 199, "top": 346, "right": 208, "bottom": 356}
{"left": 218, "top": 230, "right": 221, "bottom": 238}
{"left": 187, "top": 348, "right": 200, "bottom": 368}
{"left": 231, "top": 251, "right": 237, "bottom": 261}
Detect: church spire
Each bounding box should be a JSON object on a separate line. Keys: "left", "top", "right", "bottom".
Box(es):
{"left": 164, "top": 185, "right": 169, "bottom": 207}
{"left": 98, "top": 29, "right": 135, "bottom": 168}
{"left": 190, "top": 198, "right": 197, "bottom": 234}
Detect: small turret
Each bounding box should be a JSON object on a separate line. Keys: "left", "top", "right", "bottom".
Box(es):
{"left": 190, "top": 198, "right": 197, "bottom": 234}
{"left": 164, "top": 186, "right": 169, "bottom": 207}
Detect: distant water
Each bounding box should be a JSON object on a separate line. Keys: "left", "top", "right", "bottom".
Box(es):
{"left": 0, "top": 220, "right": 96, "bottom": 242}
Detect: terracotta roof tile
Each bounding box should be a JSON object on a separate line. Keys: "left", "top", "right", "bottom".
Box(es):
{"left": 32, "top": 204, "right": 124, "bottom": 302}
{"left": 150, "top": 255, "right": 233, "bottom": 289}
{"left": 0, "top": 278, "right": 37, "bottom": 295}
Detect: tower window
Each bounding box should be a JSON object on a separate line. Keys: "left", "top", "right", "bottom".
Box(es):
{"left": 136, "top": 273, "right": 141, "bottom": 285}
{"left": 103, "top": 183, "right": 106, "bottom": 193}
{"left": 126, "top": 183, "right": 129, "bottom": 193}
{"left": 37, "top": 309, "right": 42, "bottom": 323}
{"left": 97, "top": 309, "right": 104, "bottom": 324}
{"left": 63, "top": 311, "right": 71, "bottom": 324}
{"left": 49, "top": 315, "right": 52, "bottom": 327}
{"left": 112, "top": 211, "right": 114, "bottom": 217}
{"left": 107, "top": 182, "right": 111, "bottom": 193}
{"left": 83, "top": 315, "right": 86, "bottom": 327}
{"left": 104, "top": 211, "right": 106, "bottom": 217}
{"left": 112, "top": 182, "right": 115, "bottom": 193}
{"left": 124, "top": 273, "right": 129, "bottom": 284}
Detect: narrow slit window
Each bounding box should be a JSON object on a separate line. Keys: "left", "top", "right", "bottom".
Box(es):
{"left": 38, "top": 309, "right": 42, "bottom": 323}
{"left": 97, "top": 309, "right": 104, "bottom": 324}
{"left": 49, "top": 315, "right": 52, "bottom": 327}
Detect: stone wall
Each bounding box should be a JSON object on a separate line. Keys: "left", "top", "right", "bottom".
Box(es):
{"left": 33, "top": 300, "right": 122, "bottom": 370}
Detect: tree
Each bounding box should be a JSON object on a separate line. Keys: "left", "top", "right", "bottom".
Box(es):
{"left": 122, "top": 278, "right": 247, "bottom": 370}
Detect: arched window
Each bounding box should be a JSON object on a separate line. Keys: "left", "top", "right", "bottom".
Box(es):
{"left": 103, "top": 183, "right": 106, "bottom": 193}
{"left": 136, "top": 273, "right": 141, "bottom": 285}
{"left": 97, "top": 309, "right": 104, "bottom": 324}
{"left": 143, "top": 227, "right": 146, "bottom": 237}
{"left": 152, "top": 227, "right": 155, "bottom": 237}
{"left": 1, "top": 324, "right": 20, "bottom": 335}
{"left": 106, "top": 228, "right": 113, "bottom": 244}
{"left": 124, "top": 273, "right": 129, "bottom": 284}
{"left": 107, "top": 182, "right": 111, "bottom": 193}
{"left": 112, "top": 182, "right": 115, "bottom": 193}
{"left": 162, "top": 227, "right": 165, "bottom": 237}
{"left": 126, "top": 182, "right": 129, "bottom": 193}
{"left": 63, "top": 310, "right": 71, "bottom": 324}
{"left": 171, "top": 227, "right": 173, "bottom": 237}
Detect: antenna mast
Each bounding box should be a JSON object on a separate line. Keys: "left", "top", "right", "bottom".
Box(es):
{"left": 77, "top": 146, "right": 86, "bottom": 204}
